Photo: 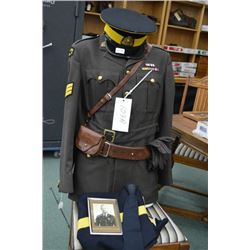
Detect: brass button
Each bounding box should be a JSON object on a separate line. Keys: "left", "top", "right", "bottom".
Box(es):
{"left": 126, "top": 70, "right": 130, "bottom": 74}
{"left": 150, "top": 78, "right": 155, "bottom": 83}
{"left": 124, "top": 91, "right": 129, "bottom": 97}
{"left": 86, "top": 154, "right": 91, "bottom": 158}
{"left": 97, "top": 75, "right": 103, "bottom": 81}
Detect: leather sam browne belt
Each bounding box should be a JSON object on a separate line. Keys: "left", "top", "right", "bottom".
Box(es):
{"left": 100, "top": 142, "right": 151, "bottom": 160}
{"left": 75, "top": 45, "right": 152, "bottom": 161}
{"left": 75, "top": 125, "right": 151, "bottom": 160}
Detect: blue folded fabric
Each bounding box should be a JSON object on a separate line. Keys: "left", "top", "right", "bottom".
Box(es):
{"left": 76, "top": 184, "right": 168, "bottom": 250}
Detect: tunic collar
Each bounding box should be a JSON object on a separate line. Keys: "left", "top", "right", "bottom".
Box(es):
{"left": 99, "top": 34, "right": 146, "bottom": 69}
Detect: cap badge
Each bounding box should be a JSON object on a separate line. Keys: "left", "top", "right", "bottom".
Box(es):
{"left": 121, "top": 36, "right": 134, "bottom": 46}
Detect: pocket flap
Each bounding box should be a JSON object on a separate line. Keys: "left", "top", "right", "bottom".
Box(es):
{"left": 85, "top": 69, "right": 119, "bottom": 85}
{"left": 137, "top": 72, "right": 160, "bottom": 87}
{"left": 76, "top": 125, "right": 104, "bottom": 153}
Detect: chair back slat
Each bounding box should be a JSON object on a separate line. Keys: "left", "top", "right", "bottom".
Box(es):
{"left": 193, "top": 88, "right": 208, "bottom": 111}
{"left": 179, "top": 76, "right": 208, "bottom": 114}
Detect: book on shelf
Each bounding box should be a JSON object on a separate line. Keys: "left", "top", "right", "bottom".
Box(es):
{"left": 172, "top": 62, "right": 197, "bottom": 68}
{"left": 189, "top": 0, "right": 208, "bottom": 4}
{"left": 197, "top": 49, "right": 208, "bottom": 56}
{"left": 172, "top": 62, "right": 197, "bottom": 77}
{"left": 164, "top": 45, "right": 183, "bottom": 53}
{"left": 173, "top": 67, "right": 197, "bottom": 74}
{"left": 174, "top": 72, "right": 195, "bottom": 77}
{"left": 201, "top": 25, "right": 208, "bottom": 32}
{"left": 164, "top": 45, "right": 208, "bottom": 56}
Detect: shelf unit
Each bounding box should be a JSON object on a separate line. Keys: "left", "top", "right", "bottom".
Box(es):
{"left": 83, "top": 1, "right": 125, "bottom": 35}
{"left": 82, "top": 0, "right": 208, "bottom": 79}
{"left": 167, "top": 24, "right": 197, "bottom": 32}
{"left": 83, "top": 1, "right": 167, "bottom": 44}
{"left": 123, "top": 1, "right": 167, "bottom": 44}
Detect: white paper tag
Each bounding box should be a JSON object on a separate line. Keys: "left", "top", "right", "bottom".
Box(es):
{"left": 115, "top": 47, "right": 125, "bottom": 54}
{"left": 86, "top": 3, "right": 91, "bottom": 11}
{"left": 174, "top": 12, "right": 182, "bottom": 22}
{"left": 112, "top": 97, "right": 132, "bottom": 132}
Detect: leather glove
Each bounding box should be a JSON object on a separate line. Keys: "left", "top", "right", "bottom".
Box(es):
{"left": 147, "top": 136, "right": 174, "bottom": 171}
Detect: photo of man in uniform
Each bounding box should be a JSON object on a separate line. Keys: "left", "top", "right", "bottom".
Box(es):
{"left": 94, "top": 204, "right": 116, "bottom": 227}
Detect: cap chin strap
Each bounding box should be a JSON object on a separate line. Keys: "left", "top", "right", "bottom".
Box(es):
{"left": 104, "top": 24, "right": 147, "bottom": 47}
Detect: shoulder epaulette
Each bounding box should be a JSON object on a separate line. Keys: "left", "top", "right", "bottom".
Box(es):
{"left": 68, "top": 35, "right": 100, "bottom": 57}
{"left": 152, "top": 44, "right": 168, "bottom": 53}
{"left": 73, "top": 35, "right": 100, "bottom": 46}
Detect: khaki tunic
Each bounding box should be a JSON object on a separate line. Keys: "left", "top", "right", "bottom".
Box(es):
{"left": 59, "top": 35, "right": 175, "bottom": 203}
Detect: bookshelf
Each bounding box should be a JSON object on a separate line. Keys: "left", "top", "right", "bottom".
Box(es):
{"left": 82, "top": 0, "right": 208, "bottom": 79}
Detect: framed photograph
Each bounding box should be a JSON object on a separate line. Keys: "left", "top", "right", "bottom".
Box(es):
{"left": 87, "top": 198, "right": 123, "bottom": 235}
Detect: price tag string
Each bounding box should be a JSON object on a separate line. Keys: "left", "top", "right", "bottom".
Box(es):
{"left": 123, "top": 69, "right": 153, "bottom": 99}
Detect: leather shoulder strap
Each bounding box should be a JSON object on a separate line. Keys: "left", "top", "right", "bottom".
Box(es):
{"left": 87, "top": 44, "right": 152, "bottom": 121}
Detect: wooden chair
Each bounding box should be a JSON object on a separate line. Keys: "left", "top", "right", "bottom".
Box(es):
{"left": 179, "top": 76, "right": 208, "bottom": 114}
{"left": 175, "top": 76, "right": 208, "bottom": 171}
{"left": 69, "top": 202, "right": 190, "bottom": 250}
{"left": 161, "top": 76, "right": 208, "bottom": 221}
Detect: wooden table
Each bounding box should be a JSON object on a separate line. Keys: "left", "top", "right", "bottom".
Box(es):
{"left": 171, "top": 114, "right": 208, "bottom": 171}
{"left": 172, "top": 114, "right": 208, "bottom": 155}
{"left": 161, "top": 114, "right": 208, "bottom": 221}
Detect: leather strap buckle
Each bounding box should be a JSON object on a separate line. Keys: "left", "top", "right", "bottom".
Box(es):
{"left": 104, "top": 129, "right": 116, "bottom": 143}
{"left": 100, "top": 142, "right": 111, "bottom": 157}
{"left": 105, "top": 92, "right": 112, "bottom": 100}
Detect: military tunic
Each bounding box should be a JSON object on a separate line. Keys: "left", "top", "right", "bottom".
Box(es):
{"left": 59, "top": 34, "right": 175, "bottom": 203}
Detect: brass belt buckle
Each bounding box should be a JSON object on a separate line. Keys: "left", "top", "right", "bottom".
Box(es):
{"left": 100, "top": 142, "right": 111, "bottom": 158}
{"left": 104, "top": 129, "right": 116, "bottom": 143}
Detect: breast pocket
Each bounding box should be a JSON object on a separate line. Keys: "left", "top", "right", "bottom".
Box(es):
{"left": 146, "top": 75, "right": 161, "bottom": 112}
{"left": 129, "top": 72, "right": 161, "bottom": 113}
{"left": 85, "top": 69, "right": 119, "bottom": 112}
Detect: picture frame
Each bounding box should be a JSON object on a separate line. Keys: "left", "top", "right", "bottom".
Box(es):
{"left": 87, "top": 198, "right": 123, "bottom": 235}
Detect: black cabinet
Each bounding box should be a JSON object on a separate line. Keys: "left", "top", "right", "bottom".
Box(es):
{"left": 43, "top": 1, "right": 85, "bottom": 150}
